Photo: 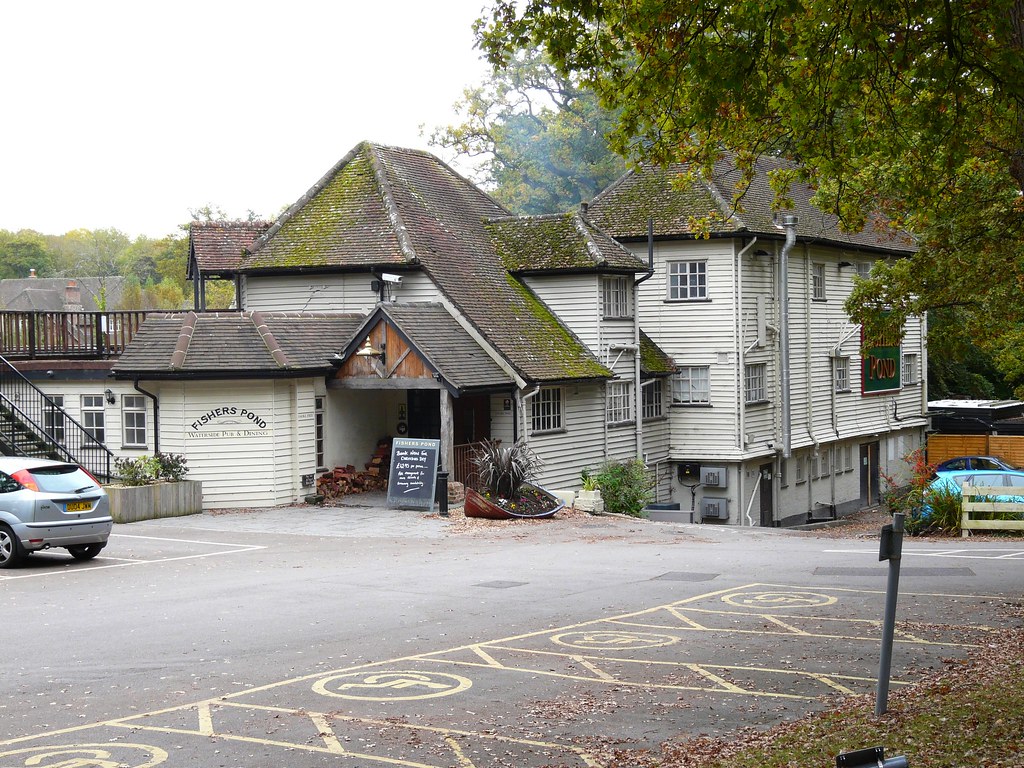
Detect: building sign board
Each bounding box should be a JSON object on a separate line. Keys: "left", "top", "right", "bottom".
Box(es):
{"left": 861, "top": 326, "right": 901, "bottom": 395}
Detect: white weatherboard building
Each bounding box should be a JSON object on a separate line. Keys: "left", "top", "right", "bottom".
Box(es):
{"left": 3, "top": 144, "right": 925, "bottom": 524}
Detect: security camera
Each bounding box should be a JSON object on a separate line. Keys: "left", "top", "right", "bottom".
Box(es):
{"left": 381, "top": 273, "right": 402, "bottom": 284}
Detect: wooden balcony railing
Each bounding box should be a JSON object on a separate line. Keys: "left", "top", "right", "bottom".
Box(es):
{"left": 0, "top": 311, "right": 149, "bottom": 359}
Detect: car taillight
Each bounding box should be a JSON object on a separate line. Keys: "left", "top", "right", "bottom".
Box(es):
{"left": 10, "top": 469, "right": 39, "bottom": 491}
{"left": 80, "top": 467, "right": 101, "bottom": 486}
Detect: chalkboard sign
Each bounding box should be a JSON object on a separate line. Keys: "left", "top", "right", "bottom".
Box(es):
{"left": 387, "top": 438, "right": 441, "bottom": 510}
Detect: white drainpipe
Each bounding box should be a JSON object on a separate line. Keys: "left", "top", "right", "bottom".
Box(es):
{"left": 779, "top": 216, "right": 798, "bottom": 458}
{"left": 519, "top": 386, "right": 541, "bottom": 448}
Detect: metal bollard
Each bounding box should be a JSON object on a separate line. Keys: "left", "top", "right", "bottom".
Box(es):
{"left": 836, "top": 746, "right": 909, "bottom": 768}
{"left": 436, "top": 470, "right": 449, "bottom": 517}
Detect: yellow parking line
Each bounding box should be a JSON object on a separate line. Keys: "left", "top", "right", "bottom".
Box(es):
{"left": 761, "top": 615, "right": 812, "bottom": 635}
{"left": 309, "top": 712, "right": 347, "bottom": 754}
{"left": 572, "top": 655, "right": 617, "bottom": 682}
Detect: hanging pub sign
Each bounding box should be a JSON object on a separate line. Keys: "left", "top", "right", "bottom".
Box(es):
{"left": 861, "top": 321, "right": 902, "bottom": 395}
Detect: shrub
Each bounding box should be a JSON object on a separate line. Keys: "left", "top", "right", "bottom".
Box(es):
{"left": 912, "top": 482, "right": 964, "bottom": 534}
{"left": 593, "top": 459, "right": 654, "bottom": 517}
{"left": 114, "top": 453, "right": 189, "bottom": 486}
{"left": 471, "top": 439, "right": 541, "bottom": 498}
{"left": 881, "top": 447, "right": 936, "bottom": 527}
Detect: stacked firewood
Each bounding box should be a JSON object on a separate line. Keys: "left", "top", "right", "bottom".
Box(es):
{"left": 315, "top": 438, "right": 392, "bottom": 501}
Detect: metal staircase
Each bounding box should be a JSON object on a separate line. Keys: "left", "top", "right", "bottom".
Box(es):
{"left": 0, "top": 355, "right": 115, "bottom": 480}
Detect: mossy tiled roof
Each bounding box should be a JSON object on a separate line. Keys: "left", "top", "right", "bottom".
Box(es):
{"left": 487, "top": 212, "right": 647, "bottom": 273}
{"left": 639, "top": 330, "right": 676, "bottom": 376}
{"left": 588, "top": 154, "right": 916, "bottom": 254}
{"left": 113, "top": 311, "right": 365, "bottom": 378}
{"left": 188, "top": 220, "right": 271, "bottom": 278}
{"left": 239, "top": 142, "right": 616, "bottom": 384}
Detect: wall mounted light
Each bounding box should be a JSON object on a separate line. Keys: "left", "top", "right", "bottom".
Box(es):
{"left": 104, "top": 388, "right": 116, "bottom": 405}
{"left": 838, "top": 260, "right": 854, "bottom": 269}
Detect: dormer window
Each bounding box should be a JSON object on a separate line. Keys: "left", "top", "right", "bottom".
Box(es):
{"left": 602, "top": 276, "right": 632, "bottom": 318}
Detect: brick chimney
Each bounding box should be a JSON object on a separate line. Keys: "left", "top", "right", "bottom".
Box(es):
{"left": 63, "top": 280, "right": 83, "bottom": 311}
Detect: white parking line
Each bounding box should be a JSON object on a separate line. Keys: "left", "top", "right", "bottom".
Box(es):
{"left": 0, "top": 535, "right": 265, "bottom": 581}
{"left": 824, "top": 548, "right": 1024, "bottom": 560}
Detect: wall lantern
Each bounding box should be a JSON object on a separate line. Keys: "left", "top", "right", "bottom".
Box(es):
{"left": 104, "top": 388, "right": 116, "bottom": 405}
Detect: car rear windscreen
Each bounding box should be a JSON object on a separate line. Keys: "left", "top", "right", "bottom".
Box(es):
{"left": 29, "top": 466, "right": 99, "bottom": 494}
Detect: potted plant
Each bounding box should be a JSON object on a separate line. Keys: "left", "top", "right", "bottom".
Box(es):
{"left": 105, "top": 453, "right": 202, "bottom": 523}
{"left": 464, "top": 439, "right": 564, "bottom": 519}
{"left": 575, "top": 469, "right": 604, "bottom": 513}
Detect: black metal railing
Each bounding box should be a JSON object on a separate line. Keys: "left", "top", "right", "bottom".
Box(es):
{"left": 0, "top": 310, "right": 148, "bottom": 359}
{"left": 0, "top": 355, "right": 115, "bottom": 480}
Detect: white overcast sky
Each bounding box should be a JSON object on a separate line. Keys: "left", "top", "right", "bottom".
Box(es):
{"left": 0, "top": 1, "right": 493, "bottom": 239}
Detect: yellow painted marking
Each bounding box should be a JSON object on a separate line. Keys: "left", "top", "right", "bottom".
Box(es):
{"left": 722, "top": 590, "right": 838, "bottom": 608}
{"left": 572, "top": 655, "right": 617, "bottom": 682}
{"left": 666, "top": 606, "right": 710, "bottom": 629}
{"left": 444, "top": 735, "right": 477, "bottom": 768}
{"left": 0, "top": 743, "right": 168, "bottom": 768}
{"left": 551, "top": 630, "right": 679, "bottom": 650}
{"left": 468, "top": 645, "right": 505, "bottom": 668}
{"left": 603, "top": 616, "right": 976, "bottom": 647}
{"left": 762, "top": 614, "right": 812, "bottom": 635}
{"left": 686, "top": 664, "right": 749, "bottom": 694}
{"left": 308, "top": 712, "right": 346, "bottom": 754}
{"left": 196, "top": 702, "right": 214, "bottom": 737}
{"left": 313, "top": 671, "right": 472, "bottom": 701}
{"left": 806, "top": 674, "right": 857, "bottom": 695}
{"left": 114, "top": 702, "right": 601, "bottom": 764}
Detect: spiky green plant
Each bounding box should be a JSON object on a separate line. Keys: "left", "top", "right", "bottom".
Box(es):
{"left": 471, "top": 438, "right": 542, "bottom": 498}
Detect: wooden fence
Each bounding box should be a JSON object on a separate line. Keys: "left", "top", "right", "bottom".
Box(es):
{"left": 927, "top": 434, "right": 1024, "bottom": 468}
{"left": 959, "top": 484, "right": 1024, "bottom": 538}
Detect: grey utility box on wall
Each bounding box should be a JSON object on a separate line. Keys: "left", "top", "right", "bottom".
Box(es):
{"left": 700, "top": 466, "right": 727, "bottom": 488}
{"left": 701, "top": 497, "right": 729, "bottom": 519}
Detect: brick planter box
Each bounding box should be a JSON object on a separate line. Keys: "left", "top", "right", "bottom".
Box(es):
{"left": 106, "top": 480, "right": 203, "bottom": 524}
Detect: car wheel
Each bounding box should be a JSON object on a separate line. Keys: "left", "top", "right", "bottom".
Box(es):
{"left": 0, "top": 524, "right": 25, "bottom": 569}
{"left": 67, "top": 543, "right": 105, "bottom": 561}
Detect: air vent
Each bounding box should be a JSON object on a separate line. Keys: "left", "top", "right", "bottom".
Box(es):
{"left": 701, "top": 466, "right": 727, "bottom": 488}
{"left": 701, "top": 497, "right": 729, "bottom": 519}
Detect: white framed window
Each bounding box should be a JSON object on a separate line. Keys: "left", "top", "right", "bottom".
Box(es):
{"left": 856, "top": 261, "right": 873, "bottom": 279}
{"left": 601, "top": 276, "right": 632, "bottom": 318}
{"left": 812, "top": 263, "right": 826, "bottom": 300}
{"left": 606, "top": 380, "right": 633, "bottom": 424}
{"left": 667, "top": 260, "right": 707, "bottom": 300}
{"left": 844, "top": 445, "right": 854, "bottom": 472}
{"left": 81, "top": 395, "right": 105, "bottom": 443}
{"left": 780, "top": 458, "right": 788, "bottom": 488}
{"left": 817, "top": 448, "right": 831, "bottom": 478}
{"left": 43, "top": 395, "right": 65, "bottom": 444}
{"left": 531, "top": 387, "right": 563, "bottom": 433}
{"left": 121, "top": 394, "right": 147, "bottom": 447}
{"left": 744, "top": 363, "right": 767, "bottom": 403}
{"left": 795, "top": 453, "right": 806, "bottom": 484}
{"left": 672, "top": 366, "right": 710, "bottom": 405}
{"left": 315, "top": 396, "right": 325, "bottom": 470}
{"left": 642, "top": 379, "right": 663, "bottom": 420}
{"left": 833, "top": 356, "right": 850, "bottom": 392}
{"left": 902, "top": 353, "right": 918, "bottom": 386}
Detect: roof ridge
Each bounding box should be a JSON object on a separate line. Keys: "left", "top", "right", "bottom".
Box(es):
{"left": 248, "top": 143, "right": 369, "bottom": 257}
{"left": 570, "top": 212, "right": 607, "bottom": 266}
{"left": 169, "top": 311, "right": 198, "bottom": 370}
{"left": 699, "top": 170, "right": 748, "bottom": 231}
{"left": 366, "top": 144, "right": 420, "bottom": 264}
{"left": 249, "top": 310, "right": 292, "bottom": 368}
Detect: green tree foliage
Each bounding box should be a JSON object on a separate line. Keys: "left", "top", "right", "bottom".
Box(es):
{"left": 430, "top": 47, "right": 625, "bottom": 214}
{"left": 0, "top": 232, "right": 54, "bottom": 278}
{"left": 478, "top": 1, "right": 1024, "bottom": 348}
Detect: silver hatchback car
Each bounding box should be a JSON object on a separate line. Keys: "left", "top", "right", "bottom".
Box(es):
{"left": 0, "top": 457, "right": 112, "bottom": 568}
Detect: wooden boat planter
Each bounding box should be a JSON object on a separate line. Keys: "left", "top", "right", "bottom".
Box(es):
{"left": 464, "top": 482, "right": 565, "bottom": 520}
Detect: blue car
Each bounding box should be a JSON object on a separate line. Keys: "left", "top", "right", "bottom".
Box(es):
{"left": 932, "top": 455, "right": 1016, "bottom": 473}
{"left": 927, "top": 469, "right": 1024, "bottom": 509}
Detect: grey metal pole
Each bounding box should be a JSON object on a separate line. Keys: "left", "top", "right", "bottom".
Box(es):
{"left": 876, "top": 512, "right": 905, "bottom": 715}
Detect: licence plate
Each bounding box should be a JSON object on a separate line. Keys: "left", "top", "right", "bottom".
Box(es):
{"left": 66, "top": 501, "right": 92, "bottom": 512}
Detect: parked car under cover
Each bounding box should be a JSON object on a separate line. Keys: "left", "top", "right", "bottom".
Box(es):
{"left": 932, "top": 455, "right": 1016, "bottom": 473}
{"left": 0, "top": 457, "right": 112, "bottom": 568}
